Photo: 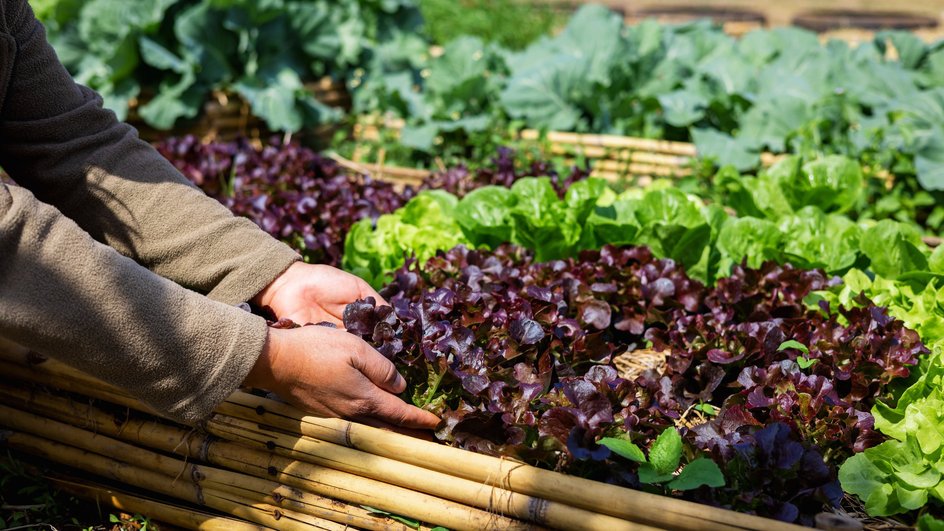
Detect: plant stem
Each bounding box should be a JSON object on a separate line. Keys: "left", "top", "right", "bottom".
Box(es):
{"left": 421, "top": 370, "right": 447, "bottom": 409}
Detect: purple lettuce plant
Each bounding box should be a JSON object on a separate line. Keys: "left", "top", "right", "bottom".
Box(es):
{"left": 338, "top": 244, "right": 925, "bottom": 522}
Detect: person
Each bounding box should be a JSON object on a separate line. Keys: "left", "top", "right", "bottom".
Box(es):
{"left": 0, "top": 0, "right": 439, "bottom": 430}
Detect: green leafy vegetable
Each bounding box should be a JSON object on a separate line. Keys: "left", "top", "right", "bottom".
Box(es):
{"left": 860, "top": 220, "right": 928, "bottom": 279}
{"left": 648, "top": 427, "right": 683, "bottom": 476}
{"left": 666, "top": 458, "right": 726, "bottom": 491}
{"left": 342, "top": 191, "right": 469, "bottom": 287}
{"left": 604, "top": 427, "right": 725, "bottom": 492}
{"left": 598, "top": 437, "right": 646, "bottom": 463}
{"left": 777, "top": 340, "right": 810, "bottom": 355}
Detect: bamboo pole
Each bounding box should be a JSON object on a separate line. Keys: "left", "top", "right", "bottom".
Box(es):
{"left": 0, "top": 350, "right": 130, "bottom": 397}
{"left": 0, "top": 360, "right": 144, "bottom": 413}
{"left": 518, "top": 130, "right": 699, "bottom": 156}
{"left": 545, "top": 143, "right": 692, "bottom": 166}
{"left": 0, "top": 393, "right": 535, "bottom": 531}
{"left": 1, "top": 431, "right": 341, "bottom": 531}
{"left": 351, "top": 164, "right": 429, "bottom": 183}
{"left": 49, "top": 477, "right": 274, "bottom": 531}
{"left": 220, "top": 393, "right": 807, "bottom": 531}
{"left": 564, "top": 159, "right": 694, "bottom": 178}
{"left": 206, "top": 414, "right": 650, "bottom": 531}
{"left": 327, "top": 152, "right": 429, "bottom": 191}
{"left": 328, "top": 151, "right": 431, "bottom": 182}
{"left": 0, "top": 337, "right": 29, "bottom": 360}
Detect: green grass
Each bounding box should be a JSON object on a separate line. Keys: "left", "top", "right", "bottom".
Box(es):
{"left": 0, "top": 450, "right": 156, "bottom": 530}
{"left": 419, "top": 0, "right": 567, "bottom": 50}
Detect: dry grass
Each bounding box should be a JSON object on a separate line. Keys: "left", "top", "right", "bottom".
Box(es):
{"left": 835, "top": 495, "right": 912, "bottom": 531}
{"left": 612, "top": 348, "right": 667, "bottom": 381}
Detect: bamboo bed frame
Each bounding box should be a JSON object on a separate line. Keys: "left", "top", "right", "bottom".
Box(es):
{"left": 0, "top": 344, "right": 814, "bottom": 531}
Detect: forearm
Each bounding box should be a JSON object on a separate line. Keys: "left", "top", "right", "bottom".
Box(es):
{"left": 0, "top": 0, "right": 299, "bottom": 304}
{"left": 0, "top": 183, "right": 266, "bottom": 422}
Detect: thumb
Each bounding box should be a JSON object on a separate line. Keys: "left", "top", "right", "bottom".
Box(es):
{"left": 350, "top": 345, "right": 407, "bottom": 395}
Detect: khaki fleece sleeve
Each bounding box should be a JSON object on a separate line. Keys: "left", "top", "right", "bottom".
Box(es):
{"left": 0, "top": 0, "right": 299, "bottom": 305}
{"left": 0, "top": 183, "right": 266, "bottom": 423}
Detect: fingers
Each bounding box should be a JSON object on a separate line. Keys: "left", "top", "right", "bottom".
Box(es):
{"left": 356, "top": 277, "right": 389, "bottom": 307}
{"left": 285, "top": 310, "right": 343, "bottom": 328}
{"left": 346, "top": 338, "right": 440, "bottom": 430}
{"left": 363, "top": 390, "right": 442, "bottom": 430}
{"left": 350, "top": 345, "right": 406, "bottom": 394}
{"left": 354, "top": 416, "right": 439, "bottom": 441}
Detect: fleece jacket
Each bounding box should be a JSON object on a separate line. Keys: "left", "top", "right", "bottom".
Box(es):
{"left": 0, "top": 0, "right": 300, "bottom": 423}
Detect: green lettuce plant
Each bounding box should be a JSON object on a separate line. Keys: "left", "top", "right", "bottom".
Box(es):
{"left": 343, "top": 166, "right": 939, "bottom": 288}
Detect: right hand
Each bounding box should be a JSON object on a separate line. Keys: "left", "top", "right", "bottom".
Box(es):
{"left": 243, "top": 324, "right": 441, "bottom": 430}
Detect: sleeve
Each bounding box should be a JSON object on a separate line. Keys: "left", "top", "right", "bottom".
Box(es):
{"left": 0, "top": 0, "right": 299, "bottom": 305}
{"left": 0, "top": 183, "right": 266, "bottom": 423}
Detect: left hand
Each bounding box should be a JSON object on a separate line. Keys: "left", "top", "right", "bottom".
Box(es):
{"left": 252, "top": 262, "right": 387, "bottom": 326}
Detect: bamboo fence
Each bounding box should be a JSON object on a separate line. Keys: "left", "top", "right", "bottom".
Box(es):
{"left": 349, "top": 117, "right": 708, "bottom": 186}
{"left": 0, "top": 347, "right": 814, "bottom": 531}
{"left": 350, "top": 115, "right": 796, "bottom": 186}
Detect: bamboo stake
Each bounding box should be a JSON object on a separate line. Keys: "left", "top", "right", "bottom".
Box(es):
{"left": 221, "top": 393, "right": 807, "bottom": 531}
{"left": 206, "top": 414, "right": 650, "bottom": 531}
{"left": 0, "top": 385, "right": 444, "bottom": 531}
{"left": 1, "top": 431, "right": 340, "bottom": 531}
{"left": 49, "top": 477, "right": 274, "bottom": 531}
{"left": 0, "top": 392, "right": 534, "bottom": 531}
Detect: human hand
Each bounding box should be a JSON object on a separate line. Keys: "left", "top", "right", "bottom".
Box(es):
{"left": 243, "top": 324, "right": 440, "bottom": 430}
{"left": 252, "top": 262, "right": 387, "bottom": 326}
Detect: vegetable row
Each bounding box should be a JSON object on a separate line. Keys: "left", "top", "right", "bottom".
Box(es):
{"left": 340, "top": 245, "right": 918, "bottom": 525}
{"left": 37, "top": 0, "right": 421, "bottom": 132}
{"left": 42, "top": 1, "right": 944, "bottom": 234}
{"left": 158, "top": 137, "right": 944, "bottom": 526}
{"left": 350, "top": 5, "right": 944, "bottom": 232}
{"left": 343, "top": 157, "right": 944, "bottom": 288}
